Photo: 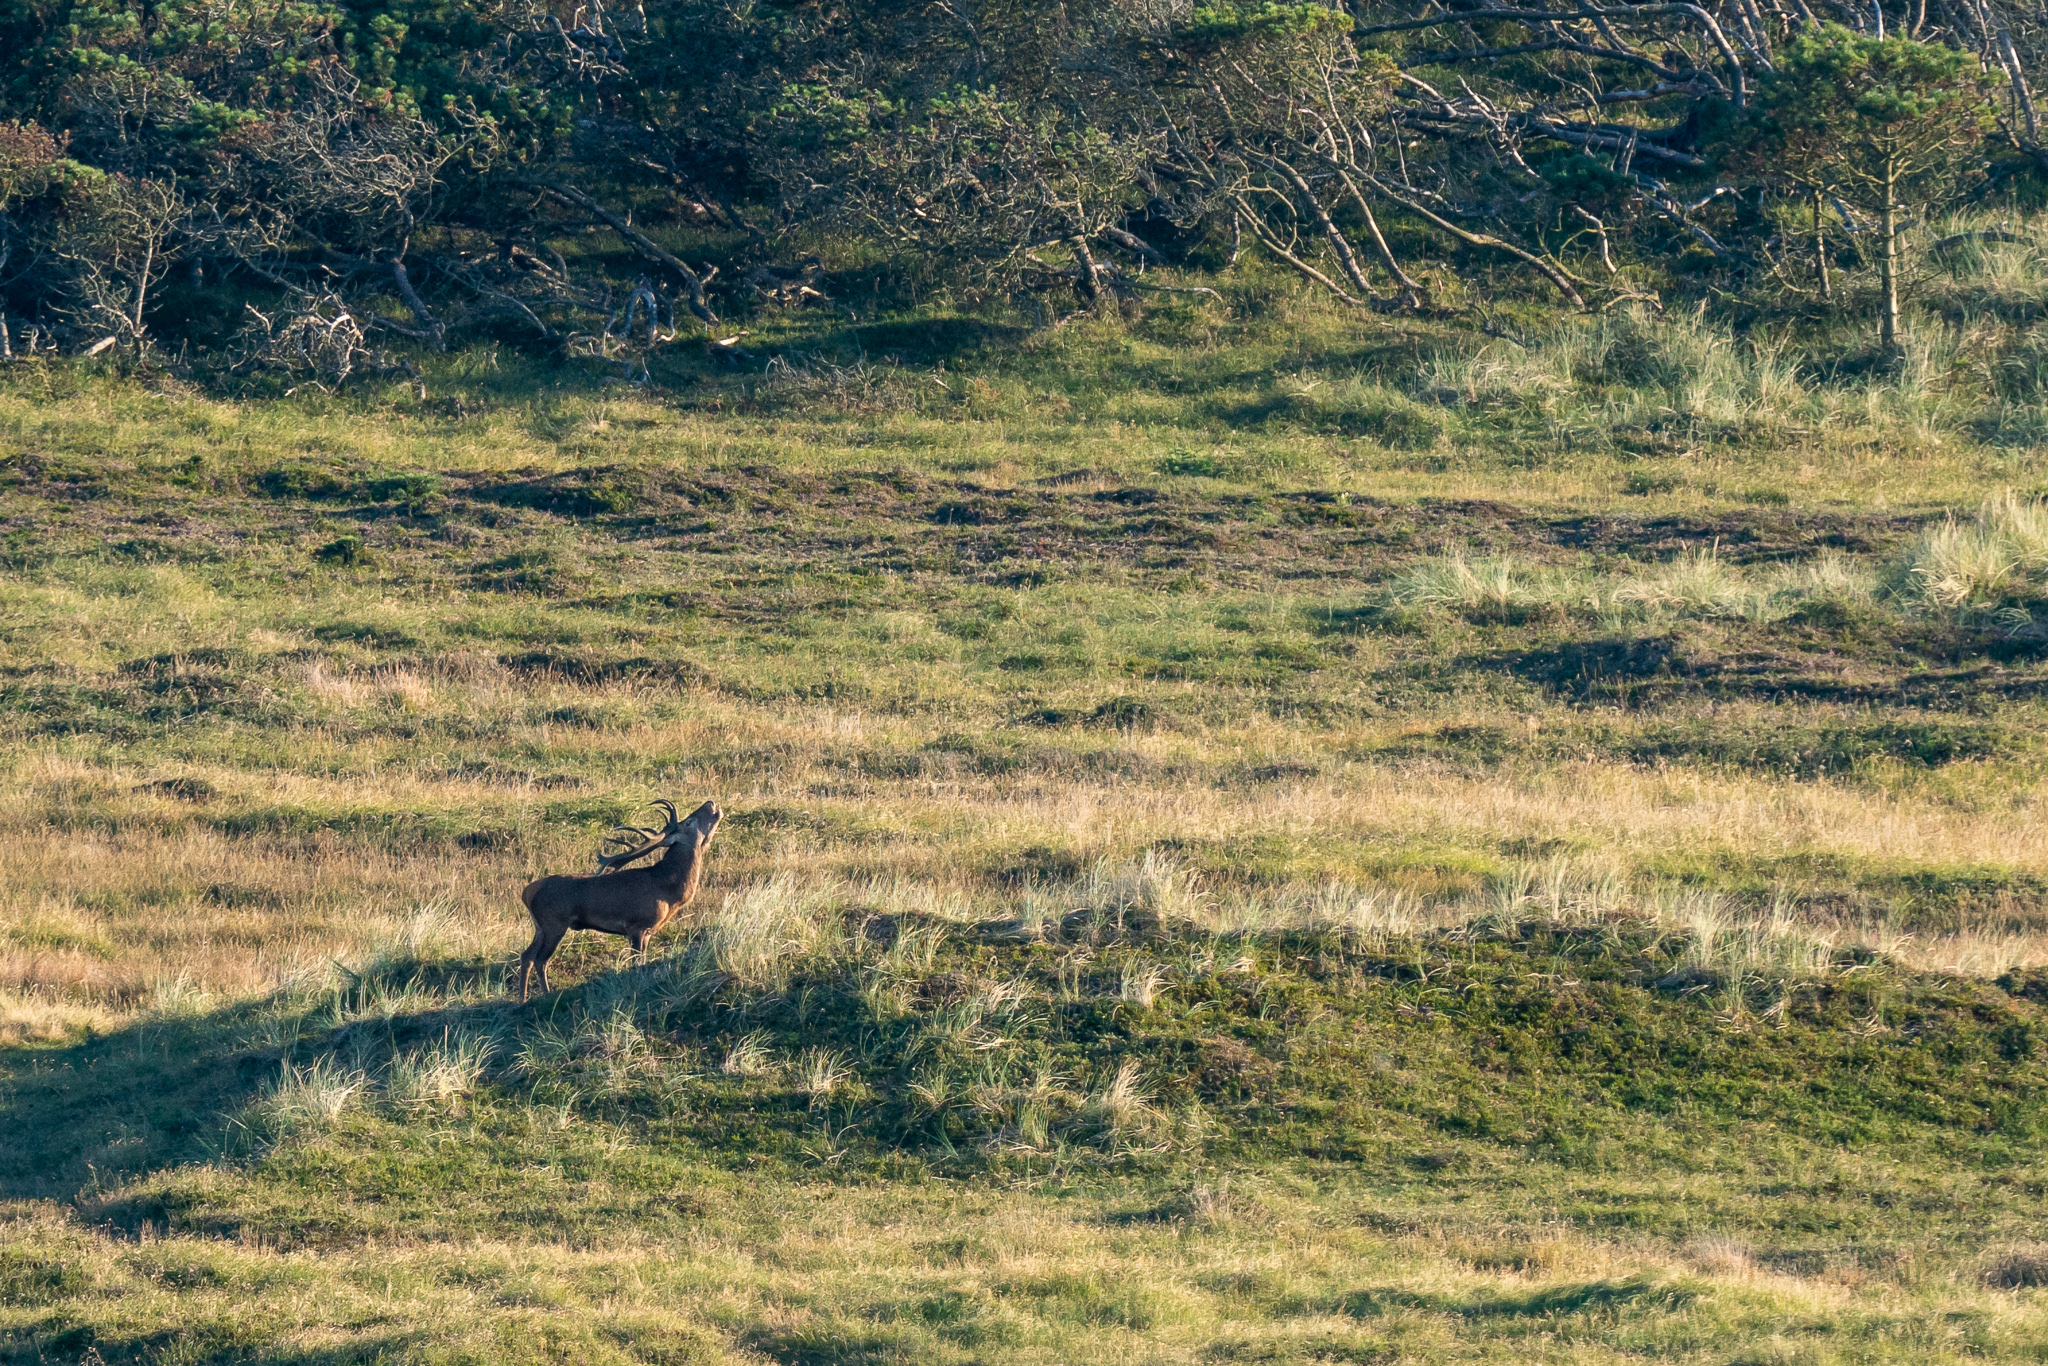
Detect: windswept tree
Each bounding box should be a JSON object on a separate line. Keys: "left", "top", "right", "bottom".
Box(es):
{"left": 0, "top": 0, "right": 2038, "bottom": 363}
{"left": 1721, "top": 27, "right": 2000, "bottom": 349}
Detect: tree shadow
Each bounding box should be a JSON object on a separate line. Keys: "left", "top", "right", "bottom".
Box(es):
{"left": 843, "top": 316, "right": 1031, "bottom": 365}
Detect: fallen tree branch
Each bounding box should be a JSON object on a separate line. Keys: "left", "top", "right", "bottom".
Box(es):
{"left": 531, "top": 182, "right": 716, "bottom": 323}
{"left": 1362, "top": 177, "right": 1588, "bottom": 308}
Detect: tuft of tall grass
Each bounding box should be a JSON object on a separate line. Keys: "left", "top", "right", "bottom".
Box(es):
{"left": 1651, "top": 889, "right": 1834, "bottom": 991}
{"left": 1477, "top": 857, "right": 1630, "bottom": 923}
{"left": 384, "top": 1030, "right": 496, "bottom": 1109}
{"left": 688, "top": 875, "right": 847, "bottom": 995}
{"left": 1608, "top": 548, "right": 1753, "bottom": 617}
{"left": 970, "top": 1067, "right": 1071, "bottom": 1152}
{"left": 1891, "top": 491, "right": 2048, "bottom": 613}
{"left": 144, "top": 974, "right": 214, "bottom": 1018}
{"left": 797, "top": 1047, "right": 852, "bottom": 1105}
{"left": 238, "top": 1056, "right": 367, "bottom": 1141}
{"left": 1412, "top": 305, "right": 1811, "bottom": 431}
{"left": 1389, "top": 547, "right": 1874, "bottom": 624}
{"left": 1297, "top": 883, "right": 1428, "bottom": 945}
{"left": 721, "top": 1030, "right": 775, "bottom": 1077}
{"left": 1389, "top": 555, "right": 1529, "bottom": 613}
{"left": 1089, "top": 851, "right": 1205, "bottom": 922}
{"left": 1118, "top": 958, "right": 1168, "bottom": 1008}
{"left": 1077, "top": 1060, "right": 1158, "bottom": 1144}
{"left": 1051, "top": 853, "right": 1209, "bottom": 936}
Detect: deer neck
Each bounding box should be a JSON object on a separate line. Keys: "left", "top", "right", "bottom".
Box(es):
{"left": 651, "top": 839, "right": 703, "bottom": 901}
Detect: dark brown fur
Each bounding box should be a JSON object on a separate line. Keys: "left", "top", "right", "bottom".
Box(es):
{"left": 517, "top": 799, "right": 721, "bottom": 1001}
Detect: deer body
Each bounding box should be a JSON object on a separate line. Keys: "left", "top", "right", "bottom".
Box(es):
{"left": 518, "top": 799, "right": 721, "bottom": 1001}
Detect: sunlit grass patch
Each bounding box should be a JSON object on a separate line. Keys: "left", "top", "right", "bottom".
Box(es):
{"left": 1387, "top": 546, "right": 1879, "bottom": 625}
{"left": 233, "top": 1055, "right": 369, "bottom": 1143}
{"left": 1889, "top": 490, "right": 2048, "bottom": 616}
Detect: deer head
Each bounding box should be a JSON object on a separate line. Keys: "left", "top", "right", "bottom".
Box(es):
{"left": 595, "top": 798, "right": 721, "bottom": 871}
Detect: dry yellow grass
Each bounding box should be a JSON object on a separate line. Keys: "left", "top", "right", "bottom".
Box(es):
{"left": 3, "top": 670, "right": 2043, "bottom": 1042}
{"left": 7, "top": 1158, "right": 2045, "bottom": 1363}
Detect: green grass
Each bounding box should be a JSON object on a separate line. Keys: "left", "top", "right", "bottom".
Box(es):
{"left": 4, "top": 269, "right": 2048, "bottom": 1360}
{"left": 8, "top": 910, "right": 2048, "bottom": 1362}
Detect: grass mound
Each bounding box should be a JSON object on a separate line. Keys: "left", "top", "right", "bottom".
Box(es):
{"left": 7, "top": 899, "right": 2048, "bottom": 1362}
{"left": 15, "top": 888, "right": 2044, "bottom": 1205}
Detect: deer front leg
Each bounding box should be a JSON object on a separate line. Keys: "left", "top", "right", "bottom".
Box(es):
{"left": 629, "top": 929, "right": 651, "bottom": 964}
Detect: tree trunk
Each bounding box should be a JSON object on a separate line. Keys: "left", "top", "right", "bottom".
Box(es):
{"left": 390, "top": 259, "right": 446, "bottom": 352}
{"left": 1812, "top": 189, "right": 1831, "bottom": 301}
{"left": 1879, "top": 160, "right": 1900, "bottom": 351}
{"left": 1071, "top": 234, "right": 1107, "bottom": 307}
{"left": 532, "top": 183, "right": 717, "bottom": 324}
{"left": 132, "top": 237, "right": 155, "bottom": 337}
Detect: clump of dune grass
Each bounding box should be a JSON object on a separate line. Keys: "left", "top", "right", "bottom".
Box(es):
{"left": 1608, "top": 548, "right": 1756, "bottom": 617}
{"left": 1685, "top": 1235, "right": 1755, "bottom": 1278}
{"left": 1650, "top": 889, "right": 1835, "bottom": 994}
{"left": 721, "top": 1029, "right": 775, "bottom": 1077}
{"left": 383, "top": 1029, "right": 497, "bottom": 1110}
{"left": 1389, "top": 547, "right": 1875, "bottom": 624}
{"left": 1118, "top": 957, "right": 1168, "bottom": 1007}
{"left": 1294, "top": 882, "right": 1431, "bottom": 945}
{"left": 683, "top": 875, "right": 848, "bottom": 996}
{"left": 747, "top": 352, "right": 923, "bottom": 416}
{"left": 1050, "top": 852, "right": 1208, "bottom": 938}
{"left": 970, "top": 1068, "right": 1069, "bottom": 1152}
{"left": 0, "top": 984, "right": 117, "bottom": 1044}
{"left": 1477, "top": 857, "right": 1630, "bottom": 922}
{"left": 1389, "top": 554, "right": 1533, "bottom": 613}
{"left": 1411, "top": 305, "right": 1811, "bottom": 433}
{"left": 796, "top": 1047, "right": 852, "bottom": 1105}
{"left": 236, "top": 1056, "right": 367, "bottom": 1142}
{"left": 1074, "top": 1059, "right": 1160, "bottom": 1146}
{"left": 1890, "top": 491, "right": 2048, "bottom": 615}
{"left": 1093, "top": 851, "right": 1207, "bottom": 922}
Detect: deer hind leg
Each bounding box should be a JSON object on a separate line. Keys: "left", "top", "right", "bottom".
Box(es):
{"left": 521, "top": 923, "right": 569, "bottom": 1001}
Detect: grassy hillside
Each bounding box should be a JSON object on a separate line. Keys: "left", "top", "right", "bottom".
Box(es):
{"left": 4, "top": 269, "right": 2048, "bottom": 1361}
{"left": 8, "top": 908, "right": 2048, "bottom": 1362}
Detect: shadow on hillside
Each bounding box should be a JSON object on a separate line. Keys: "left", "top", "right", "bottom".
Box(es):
{"left": 1330, "top": 1276, "right": 1693, "bottom": 1320}
{"left": 9, "top": 1322, "right": 422, "bottom": 1366}
{"left": 0, "top": 1009, "right": 267, "bottom": 1205}
{"left": 0, "top": 954, "right": 537, "bottom": 1212}
{"left": 1482, "top": 631, "right": 2048, "bottom": 706}
{"left": 844, "top": 316, "right": 1031, "bottom": 364}
{"left": 743, "top": 1328, "right": 914, "bottom": 1366}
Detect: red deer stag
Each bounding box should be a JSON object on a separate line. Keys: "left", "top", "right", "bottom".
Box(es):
{"left": 517, "top": 798, "right": 722, "bottom": 1001}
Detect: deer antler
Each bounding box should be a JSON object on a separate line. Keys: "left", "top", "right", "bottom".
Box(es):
{"left": 594, "top": 799, "right": 682, "bottom": 871}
